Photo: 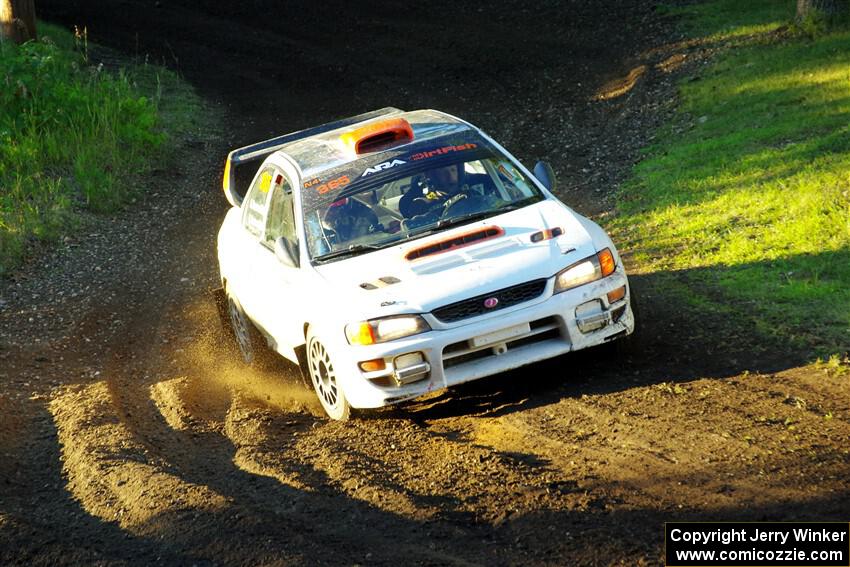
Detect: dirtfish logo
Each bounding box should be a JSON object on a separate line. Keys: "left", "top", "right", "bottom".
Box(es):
{"left": 362, "top": 159, "right": 406, "bottom": 177}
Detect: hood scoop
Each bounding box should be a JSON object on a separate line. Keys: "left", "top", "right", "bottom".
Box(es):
{"left": 405, "top": 225, "right": 504, "bottom": 261}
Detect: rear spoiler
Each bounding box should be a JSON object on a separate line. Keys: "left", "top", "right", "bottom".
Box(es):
{"left": 222, "top": 106, "right": 404, "bottom": 207}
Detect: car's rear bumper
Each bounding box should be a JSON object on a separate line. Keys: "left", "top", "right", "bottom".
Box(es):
{"left": 335, "top": 272, "right": 634, "bottom": 409}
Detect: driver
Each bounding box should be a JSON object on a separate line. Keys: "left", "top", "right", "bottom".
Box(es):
{"left": 399, "top": 163, "right": 496, "bottom": 220}
{"left": 428, "top": 163, "right": 464, "bottom": 197}
{"left": 399, "top": 163, "right": 466, "bottom": 219}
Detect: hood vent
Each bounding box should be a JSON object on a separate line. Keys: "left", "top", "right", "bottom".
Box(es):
{"left": 360, "top": 276, "right": 402, "bottom": 290}
{"left": 405, "top": 226, "right": 504, "bottom": 261}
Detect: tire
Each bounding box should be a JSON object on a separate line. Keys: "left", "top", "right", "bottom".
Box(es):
{"left": 225, "top": 286, "right": 270, "bottom": 368}
{"left": 306, "top": 330, "right": 351, "bottom": 421}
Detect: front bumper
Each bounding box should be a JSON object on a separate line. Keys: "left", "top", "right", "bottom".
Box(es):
{"left": 335, "top": 271, "right": 634, "bottom": 409}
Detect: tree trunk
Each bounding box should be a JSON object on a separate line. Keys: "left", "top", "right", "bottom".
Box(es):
{"left": 797, "top": 0, "right": 848, "bottom": 20}
{"left": 0, "top": 0, "right": 37, "bottom": 44}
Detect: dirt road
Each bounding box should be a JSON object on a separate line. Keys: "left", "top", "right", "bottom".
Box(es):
{"left": 2, "top": 1, "right": 848, "bottom": 565}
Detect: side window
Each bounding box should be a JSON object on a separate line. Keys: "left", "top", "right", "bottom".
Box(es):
{"left": 242, "top": 167, "right": 275, "bottom": 238}
{"left": 264, "top": 174, "right": 298, "bottom": 250}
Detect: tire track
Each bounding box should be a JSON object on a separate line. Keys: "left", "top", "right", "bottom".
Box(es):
{"left": 49, "top": 382, "right": 230, "bottom": 530}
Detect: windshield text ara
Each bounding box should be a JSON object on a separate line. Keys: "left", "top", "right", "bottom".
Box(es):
{"left": 361, "top": 159, "right": 406, "bottom": 177}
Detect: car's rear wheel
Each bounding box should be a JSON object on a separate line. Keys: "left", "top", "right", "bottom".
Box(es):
{"left": 306, "top": 331, "right": 351, "bottom": 421}
{"left": 226, "top": 287, "right": 268, "bottom": 367}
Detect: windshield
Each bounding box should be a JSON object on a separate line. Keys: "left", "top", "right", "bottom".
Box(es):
{"left": 303, "top": 153, "right": 545, "bottom": 263}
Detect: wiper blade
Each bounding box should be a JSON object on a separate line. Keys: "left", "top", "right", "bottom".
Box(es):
{"left": 398, "top": 198, "right": 544, "bottom": 243}
{"left": 496, "top": 196, "right": 543, "bottom": 213}
{"left": 313, "top": 243, "right": 380, "bottom": 263}
{"left": 435, "top": 210, "right": 495, "bottom": 230}
{"left": 399, "top": 214, "right": 487, "bottom": 242}
{"left": 435, "top": 198, "right": 541, "bottom": 230}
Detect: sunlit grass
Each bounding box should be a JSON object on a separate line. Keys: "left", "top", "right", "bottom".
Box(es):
{"left": 661, "top": 0, "right": 793, "bottom": 42}
{"left": 0, "top": 22, "right": 202, "bottom": 275}
{"left": 610, "top": 2, "right": 850, "bottom": 356}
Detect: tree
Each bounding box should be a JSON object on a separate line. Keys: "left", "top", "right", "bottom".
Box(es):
{"left": 796, "top": 0, "right": 848, "bottom": 21}
{"left": 0, "top": 0, "right": 37, "bottom": 44}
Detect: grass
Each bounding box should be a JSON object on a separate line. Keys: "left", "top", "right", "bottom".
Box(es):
{"left": 659, "top": 0, "right": 794, "bottom": 41}
{"left": 0, "top": 22, "right": 202, "bottom": 276}
{"left": 815, "top": 353, "right": 850, "bottom": 377}
{"left": 609, "top": 1, "right": 850, "bottom": 358}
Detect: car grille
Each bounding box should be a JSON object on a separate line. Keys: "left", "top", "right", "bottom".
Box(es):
{"left": 432, "top": 279, "right": 548, "bottom": 323}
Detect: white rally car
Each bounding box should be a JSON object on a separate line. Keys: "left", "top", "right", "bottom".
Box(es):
{"left": 217, "top": 108, "right": 634, "bottom": 420}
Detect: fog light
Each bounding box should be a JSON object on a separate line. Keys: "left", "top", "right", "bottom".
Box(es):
{"left": 575, "top": 300, "right": 608, "bottom": 333}
{"left": 392, "top": 352, "right": 429, "bottom": 385}
{"left": 607, "top": 285, "right": 626, "bottom": 304}
{"left": 394, "top": 351, "right": 424, "bottom": 369}
{"left": 358, "top": 358, "right": 386, "bottom": 372}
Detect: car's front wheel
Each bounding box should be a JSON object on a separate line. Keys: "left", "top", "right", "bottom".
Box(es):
{"left": 306, "top": 330, "right": 351, "bottom": 421}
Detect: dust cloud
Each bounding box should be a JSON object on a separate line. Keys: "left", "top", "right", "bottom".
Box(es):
{"left": 166, "top": 298, "right": 320, "bottom": 419}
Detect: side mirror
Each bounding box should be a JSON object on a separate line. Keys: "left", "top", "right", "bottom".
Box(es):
{"left": 533, "top": 161, "right": 556, "bottom": 192}
{"left": 274, "top": 236, "right": 299, "bottom": 268}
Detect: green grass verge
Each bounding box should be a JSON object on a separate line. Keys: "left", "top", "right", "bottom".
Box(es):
{"left": 659, "top": 0, "right": 794, "bottom": 41}
{"left": 0, "top": 22, "right": 202, "bottom": 276}
{"left": 609, "top": 1, "right": 850, "bottom": 358}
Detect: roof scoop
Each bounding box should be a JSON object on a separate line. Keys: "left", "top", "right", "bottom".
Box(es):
{"left": 341, "top": 118, "right": 414, "bottom": 154}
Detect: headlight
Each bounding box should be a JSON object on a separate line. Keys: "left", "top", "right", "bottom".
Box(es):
{"left": 345, "top": 315, "right": 431, "bottom": 345}
{"left": 554, "top": 248, "right": 616, "bottom": 293}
